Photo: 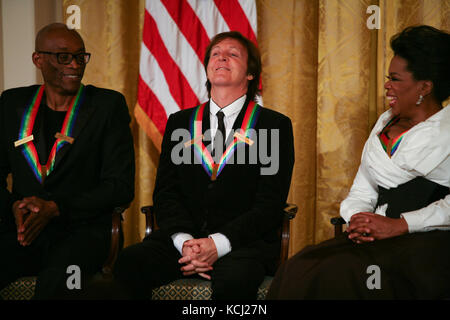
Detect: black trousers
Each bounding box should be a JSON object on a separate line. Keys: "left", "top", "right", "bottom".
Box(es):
{"left": 0, "top": 221, "right": 110, "bottom": 300}
{"left": 113, "top": 237, "right": 273, "bottom": 300}
{"left": 267, "top": 230, "right": 450, "bottom": 300}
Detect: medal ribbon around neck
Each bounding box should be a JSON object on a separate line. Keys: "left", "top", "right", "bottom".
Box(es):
{"left": 18, "top": 84, "right": 85, "bottom": 183}
{"left": 190, "top": 100, "right": 261, "bottom": 180}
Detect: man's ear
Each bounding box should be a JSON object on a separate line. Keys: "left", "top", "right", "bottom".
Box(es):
{"left": 32, "top": 52, "right": 42, "bottom": 69}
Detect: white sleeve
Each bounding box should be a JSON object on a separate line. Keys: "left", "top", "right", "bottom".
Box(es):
{"left": 401, "top": 194, "right": 450, "bottom": 232}
{"left": 171, "top": 232, "right": 194, "bottom": 255}
{"left": 340, "top": 153, "right": 379, "bottom": 223}
{"left": 209, "top": 233, "right": 232, "bottom": 258}
{"left": 171, "top": 232, "right": 233, "bottom": 258}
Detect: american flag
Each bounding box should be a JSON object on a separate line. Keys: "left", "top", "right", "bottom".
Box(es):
{"left": 135, "top": 0, "right": 258, "bottom": 151}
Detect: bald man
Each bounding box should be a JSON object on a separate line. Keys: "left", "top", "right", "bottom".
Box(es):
{"left": 0, "top": 23, "right": 134, "bottom": 299}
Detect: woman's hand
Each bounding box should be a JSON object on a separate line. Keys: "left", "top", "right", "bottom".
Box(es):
{"left": 347, "top": 212, "right": 409, "bottom": 243}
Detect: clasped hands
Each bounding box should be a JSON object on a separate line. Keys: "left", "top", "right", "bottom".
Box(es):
{"left": 347, "top": 211, "right": 408, "bottom": 244}
{"left": 178, "top": 238, "right": 218, "bottom": 280}
{"left": 12, "top": 196, "right": 59, "bottom": 246}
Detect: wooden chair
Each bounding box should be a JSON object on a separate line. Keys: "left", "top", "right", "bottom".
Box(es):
{"left": 330, "top": 216, "right": 346, "bottom": 237}
{"left": 141, "top": 203, "right": 298, "bottom": 300}
{"left": 0, "top": 206, "right": 127, "bottom": 300}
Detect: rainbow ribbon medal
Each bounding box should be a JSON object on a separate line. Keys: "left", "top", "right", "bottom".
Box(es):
{"left": 190, "top": 100, "right": 261, "bottom": 180}
{"left": 17, "top": 84, "right": 85, "bottom": 183}
{"left": 378, "top": 116, "right": 409, "bottom": 157}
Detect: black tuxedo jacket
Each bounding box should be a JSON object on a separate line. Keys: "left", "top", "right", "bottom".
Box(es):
{"left": 152, "top": 99, "right": 294, "bottom": 255}
{"left": 0, "top": 85, "right": 135, "bottom": 228}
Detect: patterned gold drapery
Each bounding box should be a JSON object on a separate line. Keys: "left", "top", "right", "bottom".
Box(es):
{"left": 63, "top": 0, "right": 449, "bottom": 255}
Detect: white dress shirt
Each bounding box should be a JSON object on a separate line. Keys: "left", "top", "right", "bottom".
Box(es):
{"left": 209, "top": 95, "right": 246, "bottom": 149}
{"left": 171, "top": 95, "right": 247, "bottom": 258}
{"left": 340, "top": 105, "right": 450, "bottom": 233}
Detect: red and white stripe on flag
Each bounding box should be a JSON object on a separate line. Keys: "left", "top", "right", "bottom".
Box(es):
{"left": 135, "top": 0, "right": 258, "bottom": 151}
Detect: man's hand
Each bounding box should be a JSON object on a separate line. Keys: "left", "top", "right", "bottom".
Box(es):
{"left": 13, "top": 197, "right": 59, "bottom": 246}
{"left": 178, "top": 238, "right": 218, "bottom": 280}
{"left": 12, "top": 200, "right": 29, "bottom": 240}
{"left": 347, "top": 212, "right": 408, "bottom": 243}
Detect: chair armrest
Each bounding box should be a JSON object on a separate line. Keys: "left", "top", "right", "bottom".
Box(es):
{"left": 141, "top": 205, "right": 155, "bottom": 238}
{"left": 279, "top": 203, "right": 298, "bottom": 266}
{"left": 330, "top": 216, "right": 346, "bottom": 237}
{"left": 102, "top": 205, "right": 128, "bottom": 276}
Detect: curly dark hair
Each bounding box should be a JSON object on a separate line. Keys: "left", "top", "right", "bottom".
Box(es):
{"left": 203, "top": 31, "right": 261, "bottom": 102}
{"left": 390, "top": 25, "right": 450, "bottom": 104}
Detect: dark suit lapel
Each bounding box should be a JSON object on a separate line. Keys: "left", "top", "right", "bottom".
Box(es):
{"left": 226, "top": 98, "right": 253, "bottom": 153}
{"left": 15, "top": 85, "right": 41, "bottom": 140}
{"left": 229, "top": 98, "right": 250, "bottom": 143}
{"left": 15, "top": 86, "right": 48, "bottom": 173}
{"left": 50, "top": 85, "right": 94, "bottom": 172}
{"left": 225, "top": 99, "right": 261, "bottom": 173}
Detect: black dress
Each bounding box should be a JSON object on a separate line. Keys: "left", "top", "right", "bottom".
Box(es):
{"left": 267, "top": 177, "right": 450, "bottom": 299}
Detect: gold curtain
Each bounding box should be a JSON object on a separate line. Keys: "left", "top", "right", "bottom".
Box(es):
{"left": 62, "top": 0, "right": 450, "bottom": 254}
